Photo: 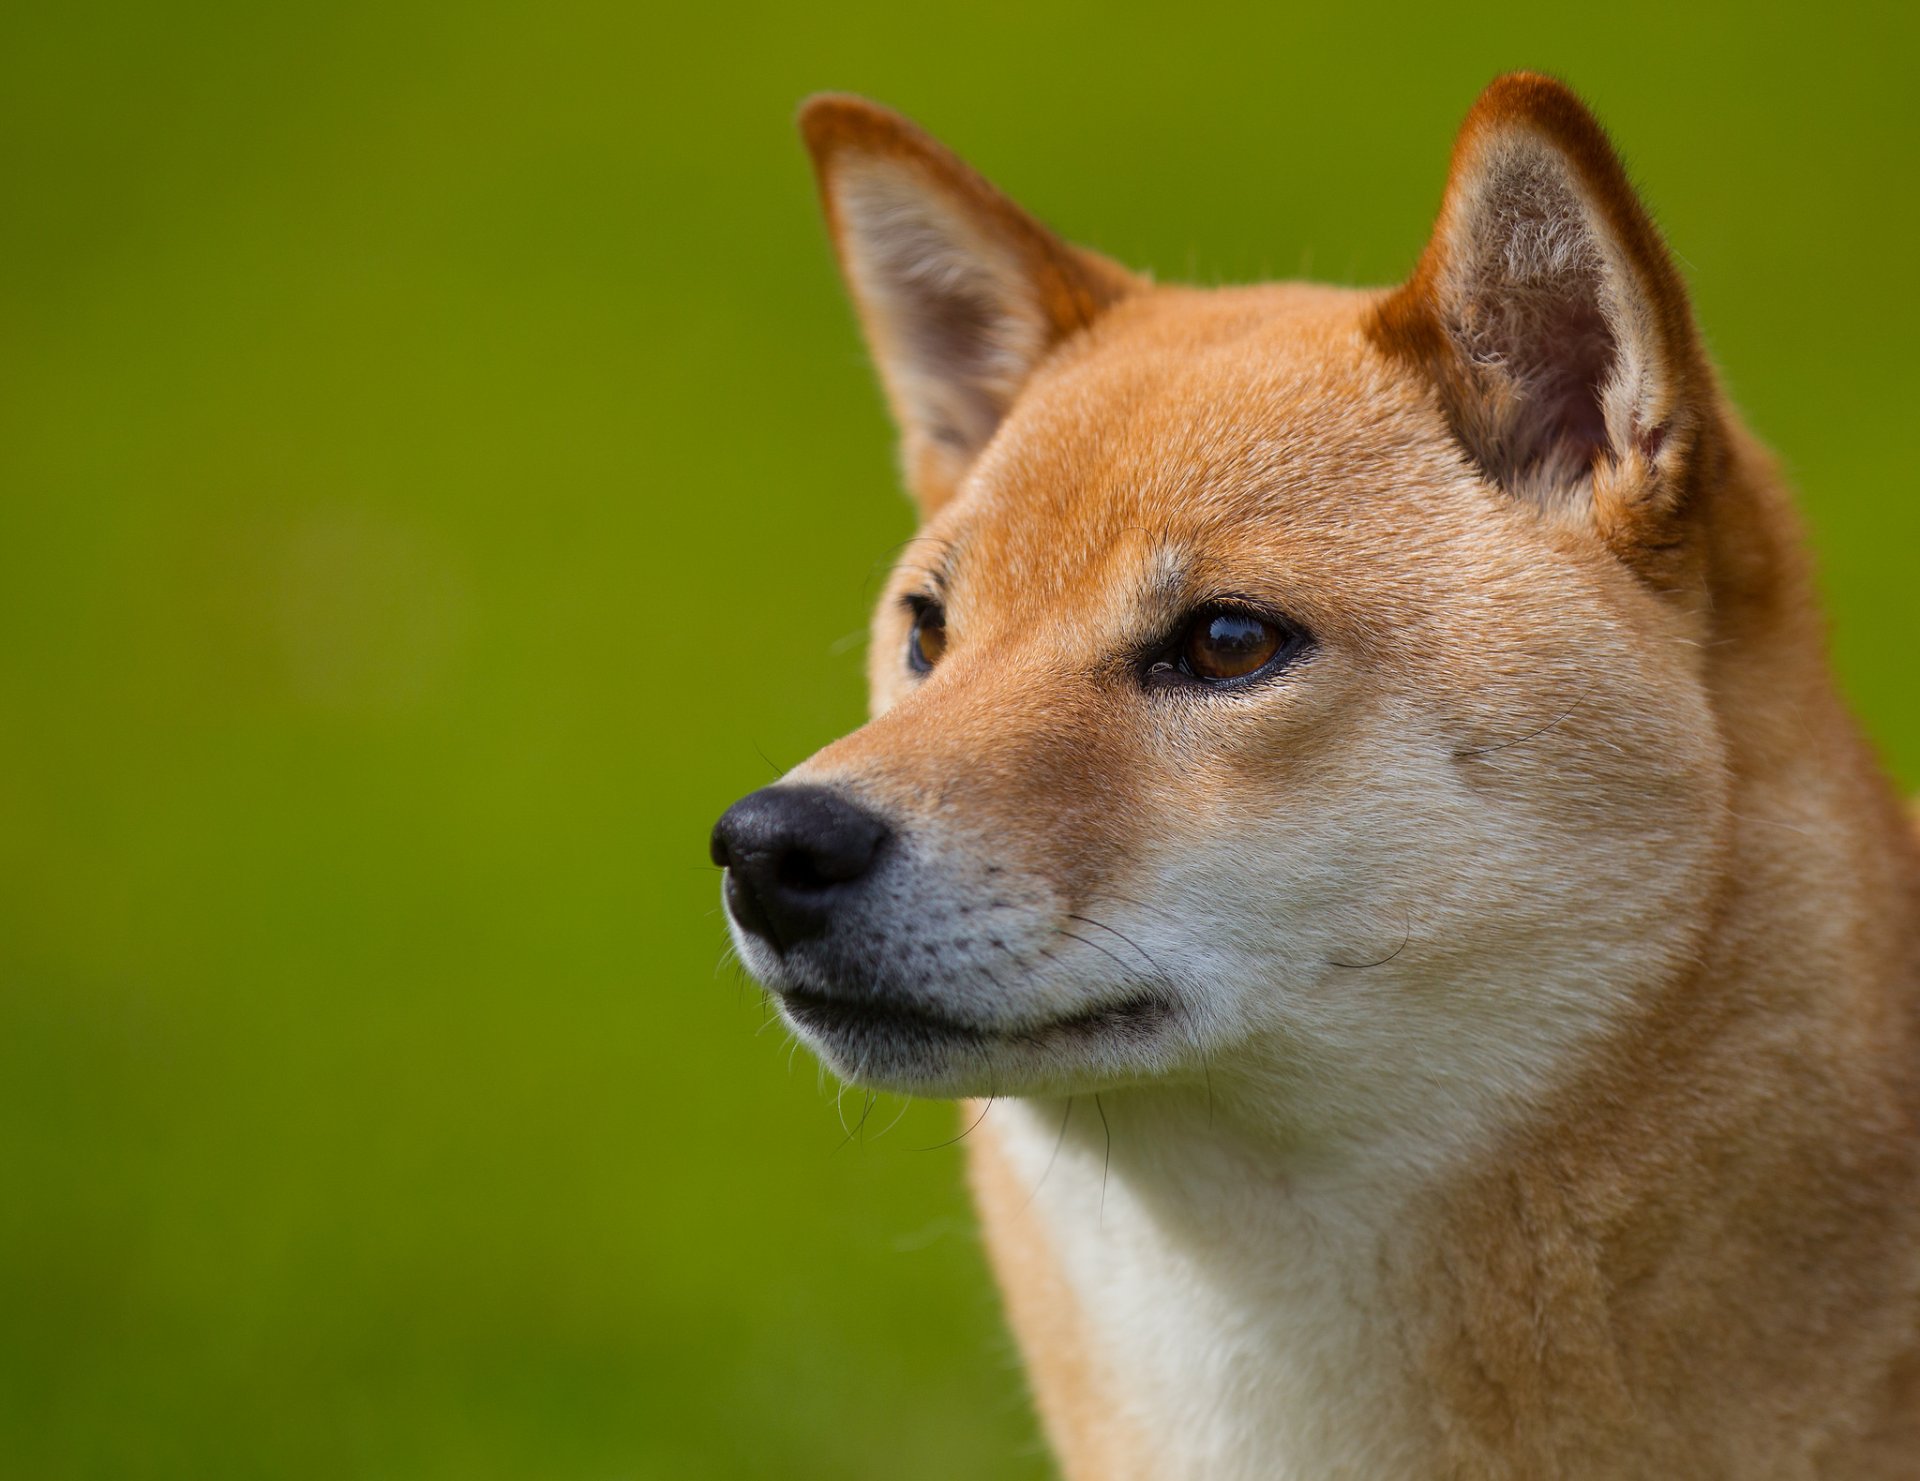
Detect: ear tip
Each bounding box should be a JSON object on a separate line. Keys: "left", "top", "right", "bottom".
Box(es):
{"left": 796, "top": 93, "right": 917, "bottom": 163}
{"left": 1475, "top": 70, "right": 1585, "bottom": 109}
{"left": 1460, "top": 71, "right": 1617, "bottom": 166}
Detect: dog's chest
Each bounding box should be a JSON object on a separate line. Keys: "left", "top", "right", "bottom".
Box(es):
{"left": 992, "top": 1104, "right": 1435, "bottom": 1481}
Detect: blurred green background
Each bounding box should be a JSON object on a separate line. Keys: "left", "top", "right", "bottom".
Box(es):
{"left": 2, "top": 2, "right": 1914, "bottom": 1477}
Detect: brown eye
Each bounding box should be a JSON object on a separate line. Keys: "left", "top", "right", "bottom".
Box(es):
{"left": 908, "top": 604, "right": 947, "bottom": 674}
{"left": 1183, "top": 609, "right": 1284, "bottom": 681}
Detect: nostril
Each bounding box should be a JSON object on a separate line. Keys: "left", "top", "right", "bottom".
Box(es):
{"left": 776, "top": 828, "right": 884, "bottom": 891}
{"left": 775, "top": 822, "right": 887, "bottom": 891}
{"left": 776, "top": 849, "right": 828, "bottom": 891}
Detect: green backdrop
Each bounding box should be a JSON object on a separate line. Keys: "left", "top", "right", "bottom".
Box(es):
{"left": 3, "top": 3, "right": 1915, "bottom": 1477}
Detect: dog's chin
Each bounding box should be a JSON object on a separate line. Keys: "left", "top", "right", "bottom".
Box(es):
{"left": 771, "top": 982, "right": 1188, "bottom": 1098}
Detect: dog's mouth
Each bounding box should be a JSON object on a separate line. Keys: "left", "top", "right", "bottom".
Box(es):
{"left": 778, "top": 984, "right": 1178, "bottom": 1058}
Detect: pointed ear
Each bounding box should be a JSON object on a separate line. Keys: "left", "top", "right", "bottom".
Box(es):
{"left": 1370, "top": 74, "right": 1714, "bottom": 546}
{"left": 799, "top": 95, "right": 1138, "bottom": 513}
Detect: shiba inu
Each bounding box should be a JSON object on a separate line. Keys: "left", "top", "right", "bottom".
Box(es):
{"left": 710, "top": 74, "right": 1920, "bottom": 1478}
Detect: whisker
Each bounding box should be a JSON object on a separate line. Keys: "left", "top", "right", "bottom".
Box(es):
{"left": 1079, "top": 887, "right": 1166, "bottom": 915}
{"left": 1094, "top": 1092, "right": 1113, "bottom": 1224}
{"left": 1453, "top": 682, "right": 1596, "bottom": 760}
{"left": 1064, "top": 913, "right": 1167, "bottom": 978}
{"left": 1329, "top": 909, "right": 1414, "bottom": 970}
{"left": 750, "top": 739, "right": 786, "bottom": 777}
{"left": 1019, "top": 1095, "right": 1076, "bottom": 1214}
{"left": 920, "top": 1095, "right": 996, "bottom": 1152}
{"left": 1057, "top": 928, "right": 1137, "bottom": 979}
{"left": 873, "top": 1093, "right": 916, "bottom": 1141}
{"left": 833, "top": 1086, "right": 880, "bottom": 1152}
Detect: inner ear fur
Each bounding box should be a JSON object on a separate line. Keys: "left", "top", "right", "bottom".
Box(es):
{"left": 1370, "top": 74, "right": 1715, "bottom": 548}
{"left": 799, "top": 95, "right": 1138, "bottom": 513}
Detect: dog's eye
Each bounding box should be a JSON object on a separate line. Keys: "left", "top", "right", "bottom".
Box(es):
{"left": 907, "top": 604, "right": 947, "bottom": 674}
{"left": 1161, "top": 607, "right": 1298, "bottom": 685}
{"left": 1185, "top": 611, "right": 1280, "bottom": 680}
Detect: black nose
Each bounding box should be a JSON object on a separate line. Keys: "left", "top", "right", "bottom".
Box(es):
{"left": 710, "top": 785, "right": 892, "bottom": 951}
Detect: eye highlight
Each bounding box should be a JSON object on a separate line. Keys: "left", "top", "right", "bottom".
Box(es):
{"left": 906, "top": 600, "right": 947, "bottom": 674}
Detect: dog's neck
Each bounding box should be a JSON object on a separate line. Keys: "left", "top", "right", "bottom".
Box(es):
{"left": 975, "top": 446, "right": 1920, "bottom": 1479}
{"left": 985, "top": 1086, "right": 1444, "bottom": 1479}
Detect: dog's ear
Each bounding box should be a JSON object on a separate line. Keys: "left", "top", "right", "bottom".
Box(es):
{"left": 1371, "top": 74, "right": 1714, "bottom": 553}
{"left": 800, "top": 95, "right": 1138, "bottom": 514}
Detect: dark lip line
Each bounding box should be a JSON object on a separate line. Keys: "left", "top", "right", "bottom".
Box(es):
{"left": 779, "top": 985, "right": 1175, "bottom": 1047}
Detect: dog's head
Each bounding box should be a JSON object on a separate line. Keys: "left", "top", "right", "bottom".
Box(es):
{"left": 714, "top": 76, "right": 1735, "bottom": 1145}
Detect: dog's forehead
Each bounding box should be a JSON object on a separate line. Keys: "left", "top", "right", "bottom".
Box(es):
{"left": 934, "top": 282, "right": 1472, "bottom": 607}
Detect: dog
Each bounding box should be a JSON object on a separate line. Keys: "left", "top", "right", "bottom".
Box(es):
{"left": 710, "top": 73, "right": 1920, "bottom": 1478}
